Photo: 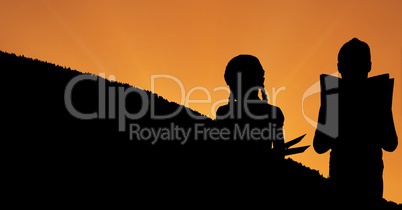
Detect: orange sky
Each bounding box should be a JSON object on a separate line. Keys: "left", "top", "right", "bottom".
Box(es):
{"left": 1, "top": 0, "right": 401, "bottom": 203}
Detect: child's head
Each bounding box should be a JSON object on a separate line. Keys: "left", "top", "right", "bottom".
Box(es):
{"left": 224, "top": 54, "right": 267, "bottom": 101}
{"left": 337, "top": 37, "right": 372, "bottom": 80}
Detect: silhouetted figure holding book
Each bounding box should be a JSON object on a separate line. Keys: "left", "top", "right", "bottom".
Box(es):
{"left": 313, "top": 38, "right": 398, "bottom": 208}
{"left": 215, "top": 54, "right": 286, "bottom": 202}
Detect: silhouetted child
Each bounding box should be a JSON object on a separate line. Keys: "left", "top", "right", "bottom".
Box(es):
{"left": 313, "top": 38, "right": 398, "bottom": 208}
{"left": 215, "top": 54, "right": 286, "bottom": 203}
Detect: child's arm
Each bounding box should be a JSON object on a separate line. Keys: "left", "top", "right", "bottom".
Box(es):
{"left": 381, "top": 109, "right": 398, "bottom": 152}
{"left": 313, "top": 106, "right": 335, "bottom": 154}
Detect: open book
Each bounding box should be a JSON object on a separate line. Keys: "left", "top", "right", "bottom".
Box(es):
{"left": 313, "top": 73, "right": 397, "bottom": 153}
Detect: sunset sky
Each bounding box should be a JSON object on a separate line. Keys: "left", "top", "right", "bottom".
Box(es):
{"left": 1, "top": 0, "right": 401, "bottom": 203}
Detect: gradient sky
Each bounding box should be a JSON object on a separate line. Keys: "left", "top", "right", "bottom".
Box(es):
{"left": 1, "top": 0, "right": 401, "bottom": 203}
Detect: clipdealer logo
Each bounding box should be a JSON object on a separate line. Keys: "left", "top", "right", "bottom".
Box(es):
{"left": 129, "top": 122, "right": 284, "bottom": 145}
{"left": 63, "top": 71, "right": 339, "bottom": 140}
{"left": 63, "top": 73, "right": 287, "bottom": 132}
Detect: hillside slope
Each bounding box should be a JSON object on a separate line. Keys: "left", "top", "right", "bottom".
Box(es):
{"left": 1, "top": 50, "right": 400, "bottom": 208}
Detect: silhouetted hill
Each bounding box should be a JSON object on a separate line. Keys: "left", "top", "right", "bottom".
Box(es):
{"left": 1, "top": 50, "right": 400, "bottom": 208}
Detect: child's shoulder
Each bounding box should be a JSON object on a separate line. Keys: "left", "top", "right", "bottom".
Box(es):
{"left": 261, "top": 103, "right": 285, "bottom": 121}
{"left": 216, "top": 102, "right": 284, "bottom": 120}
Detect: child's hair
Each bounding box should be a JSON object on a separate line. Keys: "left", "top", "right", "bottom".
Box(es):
{"left": 337, "top": 38, "right": 372, "bottom": 78}
{"left": 338, "top": 37, "right": 371, "bottom": 65}
{"left": 224, "top": 54, "right": 268, "bottom": 103}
